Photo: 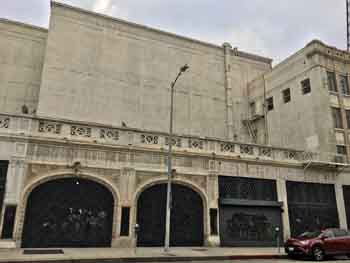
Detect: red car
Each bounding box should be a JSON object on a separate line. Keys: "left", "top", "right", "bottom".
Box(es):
{"left": 285, "top": 228, "right": 350, "bottom": 261}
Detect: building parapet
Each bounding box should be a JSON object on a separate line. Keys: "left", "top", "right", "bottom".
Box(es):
{"left": 306, "top": 39, "right": 350, "bottom": 64}
{"left": 0, "top": 114, "right": 321, "bottom": 165}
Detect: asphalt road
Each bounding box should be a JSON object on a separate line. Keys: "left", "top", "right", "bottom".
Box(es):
{"left": 90, "top": 259, "right": 350, "bottom": 263}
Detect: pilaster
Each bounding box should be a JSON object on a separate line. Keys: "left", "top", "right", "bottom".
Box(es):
{"left": 276, "top": 178, "right": 291, "bottom": 241}
{"left": 335, "top": 182, "right": 348, "bottom": 229}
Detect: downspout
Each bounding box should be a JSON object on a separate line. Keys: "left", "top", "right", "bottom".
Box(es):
{"left": 263, "top": 74, "right": 269, "bottom": 145}
{"left": 223, "top": 42, "right": 234, "bottom": 140}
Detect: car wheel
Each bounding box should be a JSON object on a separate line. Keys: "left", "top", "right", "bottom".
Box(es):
{"left": 312, "top": 246, "right": 325, "bottom": 261}
{"left": 287, "top": 253, "right": 298, "bottom": 259}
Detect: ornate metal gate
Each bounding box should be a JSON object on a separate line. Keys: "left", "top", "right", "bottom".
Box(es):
{"left": 137, "top": 183, "right": 203, "bottom": 247}
{"left": 344, "top": 186, "right": 350, "bottom": 229}
{"left": 22, "top": 178, "right": 114, "bottom": 248}
{"left": 287, "top": 181, "right": 339, "bottom": 237}
{"left": 218, "top": 176, "right": 282, "bottom": 247}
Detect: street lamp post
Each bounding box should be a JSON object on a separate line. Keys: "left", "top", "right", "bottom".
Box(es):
{"left": 164, "top": 64, "right": 189, "bottom": 252}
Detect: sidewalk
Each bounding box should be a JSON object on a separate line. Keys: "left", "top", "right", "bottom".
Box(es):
{"left": 0, "top": 247, "right": 287, "bottom": 262}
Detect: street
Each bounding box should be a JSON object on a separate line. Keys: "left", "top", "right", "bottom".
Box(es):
{"left": 91, "top": 260, "right": 350, "bottom": 263}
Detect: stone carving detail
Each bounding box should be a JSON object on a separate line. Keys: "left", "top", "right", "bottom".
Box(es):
{"left": 0, "top": 117, "right": 10, "bottom": 129}
{"left": 189, "top": 139, "right": 204, "bottom": 149}
{"left": 141, "top": 134, "right": 158, "bottom": 144}
{"left": 38, "top": 121, "right": 62, "bottom": 134}
{"left": 220, "top": 143, "right": 235, "bottom": 152}
{"left": 100, "top": 128, "right": 119, "bottom": 141}
{"left": 71, "top": 125, "right": 91, "bottom": 137}
{"left": 301, "top": 151, "right": 314, "bottom": 161}
{"left": 165, "top": 137, "right": 182, "bottom": 147}
{"left": 259, "top": 147, "right": 272, "bottom": 157}
{"left": 240, "top": 144, "right": 254, "bottom": 155}
{"left": 284, "top": 151, "right": 298, "bottom": 160}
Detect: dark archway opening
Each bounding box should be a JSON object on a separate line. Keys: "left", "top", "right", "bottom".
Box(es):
{"left": 137, "top": 183, "right": 204, "bottom": 247}
{"left": 22, "top": 178, "right": 114, "bottom": 248}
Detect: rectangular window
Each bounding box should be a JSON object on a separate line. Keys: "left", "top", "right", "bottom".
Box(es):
{"left": 327, "top": 71, "right": 337, "bottom": 92}
{"left": 250, "top": 101, "right": 256, "bottom": 115}
{"left": 0, "top": 161, "right": 8, "bottom": 215}
{"left": 120, "top": 207, "right": 130, "bottom": 236}
{"left": 266, "top": 97, "right": 274, "bottom": 111}
{"left": 210, "top": 208, "right": 218, "bottom": 235}
{"left": 332, "top": 107, "right": 343, "bottom": 129}
{"left": 337, "top": 145, "right": 347, "bottom": 155}
{"left": 340, "top": 75, "right": 350, "bottom": 95}
{"left": 346, "top": 110, "right": 350, "bottom": 129}
{"left": 1, "top": 205, "right": 16, "bottom": 239}
{"left": 282, "top": 88, "right": 291, "bottom": 103}
{"left": 301, "top": 78, "right": 311, "bottom": 94}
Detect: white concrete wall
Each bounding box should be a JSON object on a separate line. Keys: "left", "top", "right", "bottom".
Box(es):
{"left": 249, "top": 42, "right": 335, "bottom": 158}
{"left": 37, "top": 3, "right": 270, "bottom": 140}
{"left": 0, "top": 19, "right": 47, "bottom": 115}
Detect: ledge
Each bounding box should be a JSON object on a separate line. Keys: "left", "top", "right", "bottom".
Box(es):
{"left": 219, "top": 198, "right": 283, "bottom": 208}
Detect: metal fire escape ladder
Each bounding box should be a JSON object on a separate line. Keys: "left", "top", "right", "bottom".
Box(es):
{"left": 243, "top": 119, "right": 257, "bottom": 143}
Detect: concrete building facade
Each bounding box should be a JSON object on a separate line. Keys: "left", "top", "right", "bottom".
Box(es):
{"left": 248, "top": 40, "right": 350, "bottom": 164}
{"left": 0, "top": 1, "right": 349, "bottom": 249}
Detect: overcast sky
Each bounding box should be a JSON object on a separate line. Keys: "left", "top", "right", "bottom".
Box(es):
{"left": 0, "top": 0, "right": 347, "bottom": 63}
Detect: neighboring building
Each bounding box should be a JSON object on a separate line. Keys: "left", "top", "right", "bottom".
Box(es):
{"left": 0, "top": 1, "right": 349, "bottom": 250}
{"left": 248, "top": 40, "right": 350, "bottom": 164}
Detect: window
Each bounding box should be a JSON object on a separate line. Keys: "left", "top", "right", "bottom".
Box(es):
{"left": 282, "top": 88, "right": 291, "bottom": 103}
{"left": 332, "top": 107, "right": 343, "bottom": 129}
{"left": 1, "top": 205, "right": 16, "bottom": 239}
{"left": 346, "top": 110, "right": 350, "bottom": 128}
{"left": 340, "top": 75, "right": 350, "bottom": 95}
{"left": 323, "top": 229, "right": 335, "bottom": 238}
{"left": 250, "top": 101, "right": 256, "bottom": 115}
{"left": 327, "top": 71, "right": 337, "bottom": 92}
{"left": 210, "top": 209, "right": 218, "bottom": 235}
{"left": 266, "top": 97, "right": 274, "bottom": 111}
{"left": 333, "top": 229, "right": 349, "bottom": 237}
{"left": 337, "top": 145, "right": 347, "bottom": 155}
{"left": 301, "top": 79, "right": 311, "bottom": 94}
{"left": 120, "top": 207, "right": 130, "bottom": 236}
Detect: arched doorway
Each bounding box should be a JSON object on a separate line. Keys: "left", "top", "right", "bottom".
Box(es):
{"left": 22, "top": 178, "right": 114, "bottom": 248}
{"left": 137, "top": 183, "right": 204, "bottom": 246}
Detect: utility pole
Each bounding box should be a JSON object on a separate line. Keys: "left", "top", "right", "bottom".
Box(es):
{"left": 347, "top": 0, "right": 350, "bottom": 51}
{"left": 164, "top": 64, "right": 189, "bottom": 252}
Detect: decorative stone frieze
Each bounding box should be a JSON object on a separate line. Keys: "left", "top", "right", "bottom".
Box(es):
{"left": 38, "top": 121, "right": 62, "bottom": 134}
{"left": 189, "top": 139, "right": 204, "bottom": 149}
{"left": 140, "top": 134, "right": 158, "bottom": 144}
{"left": 100, "top": 128, "right": 119, "bottom": 141}
{"left": 240, "top": 144, "right": 254, "bottom": 155}
{"left": 71, "top": 125, "right": 91, "bottom": 137}
{"left": 0, "top": 117, "right": 10, "bottom": 128}
{"left": 284, "top": 151, "right": 298, "bottom": 160}
{"left": 165, "top": 137, "right": 182, "bottom": 147}
{"left": 259, "top": 147, "right": 272, "bottom": 158}
{"left": 220, "top": 143, "right": 235, "bottom": 153}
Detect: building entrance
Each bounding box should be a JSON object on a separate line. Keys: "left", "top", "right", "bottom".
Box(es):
{"left": 218, "top": 176, "right": 283, "bottom": 247}
{"left": 287, "top": 181, "right": 339, "bottom": 237}
{"left": 136, "top": 183, "right": 204, "bottom": 246}
{"left": 343, "top": 185, "right": 350, "bottom": 229}
{"left": 22, "top": 178, "right": 114, "bottom": 248}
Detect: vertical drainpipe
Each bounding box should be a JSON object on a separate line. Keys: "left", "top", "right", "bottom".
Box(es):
{"left": 263, "top": 74, "right": 269, "bottom": 145}
{"left": 223, "top": 43, "right": 234, "bottom": 140}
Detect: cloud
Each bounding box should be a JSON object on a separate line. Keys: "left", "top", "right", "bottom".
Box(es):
{"left": 0, "top": 0, "right": 347, "bottom": 64}
{"left": 92, "top": 0, "right": 112, "bottom": 13}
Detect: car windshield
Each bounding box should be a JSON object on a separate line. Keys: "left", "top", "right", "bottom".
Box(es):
{"left": 297, "top": 231, "right": 322, "bottom": 238}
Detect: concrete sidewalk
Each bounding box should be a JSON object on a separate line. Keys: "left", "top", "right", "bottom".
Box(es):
{"left": 0, "top": 247, "right": 287, "bottom": 262}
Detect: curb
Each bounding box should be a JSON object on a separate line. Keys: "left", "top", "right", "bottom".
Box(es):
{"left": 3, "top": 254, "right": 288, "bottom": 263}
